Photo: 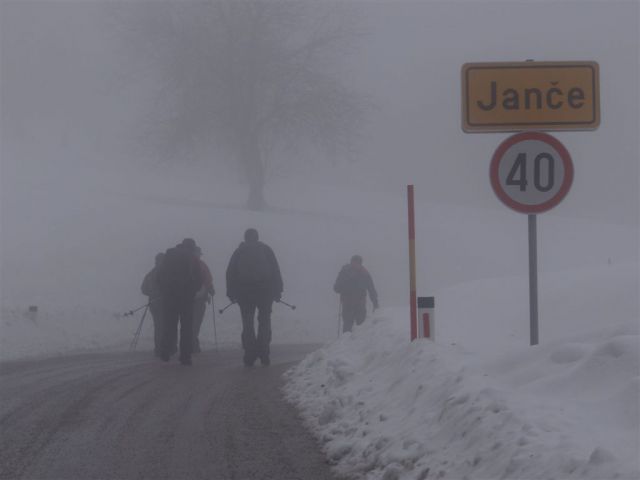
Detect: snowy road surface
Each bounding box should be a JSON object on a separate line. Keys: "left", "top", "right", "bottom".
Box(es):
{"left": 0, "top": 345, "right": 338, "bottom": 480}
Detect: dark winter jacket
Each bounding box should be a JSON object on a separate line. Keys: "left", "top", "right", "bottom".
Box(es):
{"left": 334, "top": 264, "right": 378, "bottom": 308}
{"left": 226, "top": 240, "right": 283, "bottom": 301}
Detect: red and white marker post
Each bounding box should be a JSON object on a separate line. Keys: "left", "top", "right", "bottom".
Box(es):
{"left": 407, "top": 185, "right": 417, "bottom": 341}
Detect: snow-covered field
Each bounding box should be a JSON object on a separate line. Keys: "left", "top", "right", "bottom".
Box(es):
{"left": 1, "top": 167, "right": 638, "bottom": 479}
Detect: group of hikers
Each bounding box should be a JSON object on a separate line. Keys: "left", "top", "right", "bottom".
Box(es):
{"left": 140, "top": 237, "right": 215, "bottom": 366}
{"left": 140, "top": 228, "right": 378, "bottom": 367}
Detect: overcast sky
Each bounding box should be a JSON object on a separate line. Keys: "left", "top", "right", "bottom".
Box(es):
{"left": 1, "top": 0, "right": 638, "bottom": 224}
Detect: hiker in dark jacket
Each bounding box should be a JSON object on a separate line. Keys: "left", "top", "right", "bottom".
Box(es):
{"left": 157, "top": 238, "right": 203, "bottom": 365}
{"left": 226, "top": 228, "right": 283, "bottom": 367}
{"left": 334, "top": 255, "right": 378, "bottom": 333}
{"left": 141, "top": 252, "right": 165, "bottom": 357}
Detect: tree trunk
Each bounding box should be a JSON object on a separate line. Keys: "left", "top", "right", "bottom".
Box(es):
{"left": 242, "top": 135, "right": 266, "bottom": 211}
{"left": 247, "top": 178, "right": 266, "bottom": 211}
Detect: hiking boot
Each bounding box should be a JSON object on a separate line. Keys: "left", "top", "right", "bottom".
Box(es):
{"left": 160, "top": 352, "right": 170, "bottom": 362}
{"left": 243, "top": 353, "right": 255, "bottom": 367}
{"left": 260, "top": 355, "right": 270, "bottom": 366}
{"left": 180, "top": 357, "right": 192, "bottom": 366}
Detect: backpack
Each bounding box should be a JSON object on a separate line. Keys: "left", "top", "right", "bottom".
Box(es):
{"left": 335, "top": 265, "right": 366, "bottom": 297}
{"left": 158, "top": 247, "right": 197, "bottom": 297}
{"left": 141, "top": 268, "right": 160, "bottom": 298}
{"left": 235, "top": 243, "right": 272, "bottom": 285}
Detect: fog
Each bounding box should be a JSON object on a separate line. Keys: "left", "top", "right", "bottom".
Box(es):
{"left": 1, "top": 1, "right": 638, "bottom": 347}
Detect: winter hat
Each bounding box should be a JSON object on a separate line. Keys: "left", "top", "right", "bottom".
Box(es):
{"left": 181, "top": 238, "right": 198, "bottom": 251}
{"left": 244, "top": 228, "right": 259, "bottom": 242}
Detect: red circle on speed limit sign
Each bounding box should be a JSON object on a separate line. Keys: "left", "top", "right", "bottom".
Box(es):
{"left": 490, "top": 131, "right": 574, "bottom": 214}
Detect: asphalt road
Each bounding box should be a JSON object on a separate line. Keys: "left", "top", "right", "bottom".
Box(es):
{"left": 0, "top": 345, "right": 339, "bottom": 480}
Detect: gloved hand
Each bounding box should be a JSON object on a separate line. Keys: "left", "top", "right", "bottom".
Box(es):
{"left": 228, "top": 296, "right": 237, "bottom": 304}
{"left": 274, "top": 293, "right": 282, "bottom": 302}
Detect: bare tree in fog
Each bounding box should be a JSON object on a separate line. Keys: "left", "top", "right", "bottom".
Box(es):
{"left": 122, "top": 1, "right": 366, "bottom": 210}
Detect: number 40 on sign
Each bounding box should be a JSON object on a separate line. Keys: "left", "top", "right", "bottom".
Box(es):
{"left": 490, "top": 131, "right": 574, "bottom": 214}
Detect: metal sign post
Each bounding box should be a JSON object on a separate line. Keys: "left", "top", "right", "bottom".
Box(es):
{"left": 490, "top": 131, "right": 573, "bottom": 345}
{"left": 461, "top": 60, "right": 595, "bottom": 346}
{"left": 528, "top": 214, "right": 539, "bottom": 345}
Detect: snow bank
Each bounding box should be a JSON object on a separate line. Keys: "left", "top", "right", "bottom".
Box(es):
{"left": 284, "top": 308, "right": 639, "bottom": 480}
{"left": 284, "top": 260, "right": 639, "bottom": 480}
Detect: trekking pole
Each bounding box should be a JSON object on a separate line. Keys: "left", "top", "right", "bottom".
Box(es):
{"left": 129, "top": 305, "right": 149, "bottom": 350}
{"left": 122, "top": 303, "right": 148, "bottom": 317}
{"left": 218, "top": 302, "right": 235, "bottom": 315}
{"left": 277, "top": 299, "right": 296, "bottom": 310}
{"left": 212, "top": 299, "right": 218, "bottom": 352}
{"left": 337, "top": 300, "right": 342, "bottom": 339}
{"left": 122, "top": 297, "right": 159, "bottom": 317}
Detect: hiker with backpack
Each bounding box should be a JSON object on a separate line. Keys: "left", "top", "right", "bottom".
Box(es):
{"left": 192, "top": 246, "right": 215, "bottom": 354}
{"left": 225, "top": 228, "right": 283, "bottom": 367}
{"left": 157, "top": 238, "right": 203, "bottom": 365}
{"left": 140, "top": 252, "right": 165, "bottom": 357}
{"left": 334, "top": 255, "right": 379, "bottom": 333}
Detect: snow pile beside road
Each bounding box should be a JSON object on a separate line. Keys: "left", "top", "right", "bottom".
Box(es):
{"left": 284, "top": 266, "right": 639, "bottom": 480}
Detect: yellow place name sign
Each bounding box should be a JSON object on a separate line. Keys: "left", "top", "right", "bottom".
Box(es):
{"left": 462, "top": 61, "right": 599, "bottom": 132}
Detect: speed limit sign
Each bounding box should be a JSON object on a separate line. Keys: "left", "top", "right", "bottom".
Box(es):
{"left": 490, "top": 131, "right": 573, "bottom": 214}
